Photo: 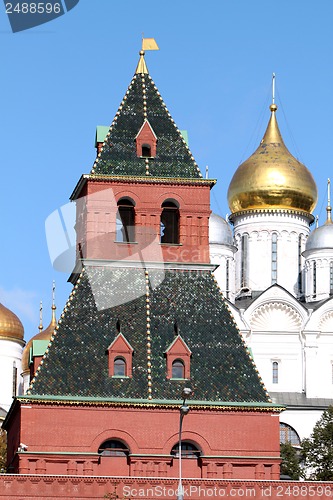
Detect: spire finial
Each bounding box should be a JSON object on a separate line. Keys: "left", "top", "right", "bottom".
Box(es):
{"left": 327, "top": 178, "right": 332, "bottom": 223}
{"left": 38, "top": 301, "right": 43, "bottom": 332}
{"left": 51, "top": 281, "right": 57, "bottom": 324}
{"left": 270, "top": 73, "right": 278, "bottom": 113}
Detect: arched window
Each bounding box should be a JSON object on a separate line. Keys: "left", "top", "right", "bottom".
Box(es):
{"left": 116, "top": 199, "right": 135, "bottom": 243}
{"left": 271, "top": 233, "right": 277, "bottom": 284}
{"left": 330, "top": 261, "right": 333, "bottom": 295}
{"left": 272, "top": 361, "right": 279, "bottom": 384}
{"left": 171, "top": 441, "right": 200, "bottom": 459}
{"left": 280, "top": 423, "right": 301, "bottom": 446}
{"left": 141, "top": 144, "right": 151, "bottom": 157}
{"left": 160, "top": 201, "right": 179, "bottom": 244}
{"left": 114, "top": 357, "right": 126, "bottom": 376}
{"left": 172, "top": 359, "right": 185, "bottom": 379}
{"left": 98, "top": 439, "right": 129, "bottom": 456}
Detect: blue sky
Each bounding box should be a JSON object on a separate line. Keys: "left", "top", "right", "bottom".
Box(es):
{"left": 0, "top": 0, "right": 332, "bottom": 341}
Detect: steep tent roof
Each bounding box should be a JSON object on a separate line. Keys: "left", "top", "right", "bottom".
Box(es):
{"left": 91, "top": 51, "right": 203, "bottom": 179}
{"left": 29, "top": 267, "right": 270, "bottom": 404}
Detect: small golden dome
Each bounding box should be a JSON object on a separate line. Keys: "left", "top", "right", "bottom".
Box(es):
{"left": 22, "top": 304, "right": 57, "bottom": 373}
{"left": 0, "top": 303, "right": 24, "bottom": 341}
{"left": 228, "top": 104, "right": 318, "bottom": 214}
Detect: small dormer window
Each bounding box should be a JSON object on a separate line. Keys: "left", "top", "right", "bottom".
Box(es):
{"left": 141, "top": 144, "right": 151, "bottom": 157}
{"left": 135, "top": 120, "right": 157, "bottom": 158}
{"left": 165, "top": 334, "right": 191, "bottom": 380}
{"left": 107, "top": 331, "right": 133, "bottom": 378}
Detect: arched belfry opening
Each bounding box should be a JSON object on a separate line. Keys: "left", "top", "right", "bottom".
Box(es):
{"left": 160, "top": 200, "right": 179, "bottom": 244}
{"left": 116, "top": 198, "right": 135, "bottom": 243}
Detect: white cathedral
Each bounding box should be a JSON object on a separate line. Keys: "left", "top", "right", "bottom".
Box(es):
{"left": 1, "top": 98, "right": 332, "bottom": 450}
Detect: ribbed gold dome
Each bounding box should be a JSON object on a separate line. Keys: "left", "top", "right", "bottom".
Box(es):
{"left": 0, "top": 303, "right": 24, "bottom": 341}
{"left": 228, "top": 104, "right": 318, "bottom": 214}
{"left": 22, "top": 304, "right": 56, "bottom": 373}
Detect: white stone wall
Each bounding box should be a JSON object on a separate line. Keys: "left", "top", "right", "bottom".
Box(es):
{"left": 210, "top": 243, "right": 236, "bottom": 301}
{"left": 0, "top": 339, "right": 24, "bottom": 413}
{"left": 304, "top": 249, "right": 333, "bottom": 302}
{"left": 231, "top": 211, "right": 311, "bottom": 297}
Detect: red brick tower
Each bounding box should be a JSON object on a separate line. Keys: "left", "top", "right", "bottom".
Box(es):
{"left": 4, "top": 44, "right": 281, "bottom": 487}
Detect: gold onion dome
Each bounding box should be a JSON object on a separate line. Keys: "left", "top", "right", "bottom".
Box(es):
{"left": 228, "top": 103, "right": 318, "bottom": 214}
{"left": 0, "top": 303, "right": 24, "bottom": 341}
{"left": 22, "top": 303, "right": 57, "bottom": 373}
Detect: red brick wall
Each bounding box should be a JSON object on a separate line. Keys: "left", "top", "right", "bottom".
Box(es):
{"left": 6, "top": 401, "right": 280, "bottom": 480}
{"left": 74, "top": 179, "right": 211, "bottom": 265}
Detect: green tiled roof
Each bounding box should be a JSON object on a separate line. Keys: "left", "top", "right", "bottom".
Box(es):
{"left": 91, "top": 72, "right": 202, "bottom": 179}
{"left": 29, "top": 267, "right": 270, "bottom": 404}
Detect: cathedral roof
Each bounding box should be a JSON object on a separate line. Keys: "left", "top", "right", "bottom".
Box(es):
{"left": 0, "top": 303, "right": 24, "bottom": 342}
{"left": 305, "top": 180, "right": 333, "bottom": 253}
{"left": 28, "top": 267, "right": 270, "bottom": 404}
{"left": 90, "top": 50, "right": 203, "bottom": 180}
{"left": 227, "top": 103, "right": 318, "bottom": 215}
{"left": 209, "top": 213, "right": 234, "bottom": 246}
{"left": 22, "top": 304, "right": 57, "bottom": 373}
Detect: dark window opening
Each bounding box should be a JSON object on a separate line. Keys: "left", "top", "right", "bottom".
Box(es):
{"left": 141, "top": 144, "right": 151, "bottom": 157}
{"left": 171, "top": 441, "right": 200, "bottom": 458}
{"left": 98, "top": 439, "right": 129, "bottom": 456}
{"left": 114, "top": 357, "right": 126, "bottom": 376}
{"left": 116, "top": 199, "right": 135, "bottom": 243}
{"left": 161, "top": 201, "right": 179, "bottom": 244}
{"left": 172, "top": 359, "right": 185, "bottom": 379}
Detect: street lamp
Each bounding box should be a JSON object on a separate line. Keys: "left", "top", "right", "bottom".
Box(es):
{"left": 177, "top": 387, "right": 192, "bottom": 500}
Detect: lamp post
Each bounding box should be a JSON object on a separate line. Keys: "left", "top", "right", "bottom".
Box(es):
{"left": 177, "top": 387, "right": 192, "bottom": 500}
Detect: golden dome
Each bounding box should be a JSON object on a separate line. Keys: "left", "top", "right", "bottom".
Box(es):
{"left": 0, "top": 303, "right": 24, "bottom": 341}
{"left": 22, "top": 304, "right": 57, "bottom": 373}
{"left": 228, "top": 104, "right": 318, "bottom": 214}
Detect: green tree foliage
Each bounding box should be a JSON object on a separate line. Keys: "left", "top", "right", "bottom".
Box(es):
{"left": 301, "top": 406, "right": 333, "bottom": 481}
{"left": 280, "top": 442, "right": 301, "bottom": 480}
{"left": 0, "top": 429, "right": 7, "bottom": 472}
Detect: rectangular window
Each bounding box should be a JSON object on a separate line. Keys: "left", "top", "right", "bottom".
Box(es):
{"left": 272, "top": 361, "right": 279, "bottom": 384}
{"left": 12, "top": 362, "right": 17, "bottom": 397}
{"left": 241, "top": 234, "right": 248, "bottom": 287}
{"left": 313, "top": 261, "right": 317, "bottom": 297}
{"left": 298, "top": 235, "right": 303, "bottom": 294}
{"left": 226, "top": 259, "right": 230, "bottom": 300}
{"left": 271, "top": 233, "right": 277, "bottom": 284}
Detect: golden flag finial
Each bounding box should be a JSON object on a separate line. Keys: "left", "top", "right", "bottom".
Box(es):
{"left": 142, "top": 38, "right": 159, "bottom": 51}
{"left": 135, "top": 38, "right": 159, "bottom": 75}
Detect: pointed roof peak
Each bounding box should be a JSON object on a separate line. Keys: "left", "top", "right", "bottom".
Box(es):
{"left": 260, "top": 102, "right": 284, "bottom": 146}
{"left": 135, "top": 50, "right": 148, "bottom": 75}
